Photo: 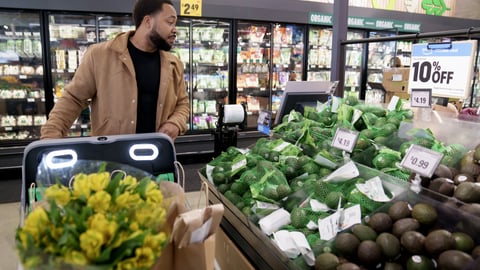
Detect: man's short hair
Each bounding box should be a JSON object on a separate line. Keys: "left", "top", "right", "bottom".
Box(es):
{"left": 133, "top": 0, "right": 174, "bottom": 28}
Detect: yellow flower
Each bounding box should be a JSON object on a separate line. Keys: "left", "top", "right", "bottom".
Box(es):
{"left": 64, "top": 250, "right": 88, "bottom": 266}
{"left": 129, "top": 221, "right": 139, "bottom": 231}
{"left": 88, "top": 213, "right": 117, "bottom": 244}
{"left": 79, "top": 229, "right": 104, "bottom": 260}
{"left": 134, "top": 247, "right": 155, "bottom": 268}
{"left": 111, "top": 231, "right": 130, "bottom": 248}
{"left": 44, "top": 184, "right": 71, "bottom": 206}
{"left": 134, "top": 205, "right": 152, "bottom": 226}
{"left": 121, "top": 175, "right": 138, "bottom": 190}
{"left": 115, "top": 192, "right": 141, "bottom": 209}
{"left": 72, "top": 173, "right": 91, "bottom": 199}
{"left": 145, "top": 188, "right": 163, "bottom": 205}
{"left": 88, "top": 172, "right": 110, "bottom": 192}
{"left": 117, "top": 258, "right": 137, "bottom": 270}
{"left": 24, "top": 207, "right": 49, "bottom": 229}
{"left": 87, "top": 191, "right": 111, "bottom": 214}
{"left": 144, "top": 232, "right": 168, "bottom": 253}
{"left": 22, "top": 256, "right": 42, "bottom": 269}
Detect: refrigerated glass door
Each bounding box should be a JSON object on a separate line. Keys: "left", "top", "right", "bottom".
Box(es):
{"left": 49, "top": 13, "right": 97, "bottom": 137}
{"left": 271, "top": 23, "right": 304, "bottom": 114}
{"left": 98, "top": 15, "right": 134, "bottom": 42}
{"left": 191, "top": 19, "right": 230, "bottom": 130}
{"left": 0, "top": 11, "right": 45, "bottom": 141}
{"left": 307, "top": 27, "right": 332, "bottom": 82}
{"left": 171, "top": 19, "right": 191, "bottom": 129}
{"left": 236, "top": 21, "right": 271, "bottom": 128}
{"left": 344, "top": 31, "right": 364, "bottom": 96}
{"left": 367, "top": 31, "right": 397, "bottom": 84}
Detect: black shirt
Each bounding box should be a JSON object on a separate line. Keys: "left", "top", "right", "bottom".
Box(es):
{"left": 127, "top": 40, "right": 160, "bottom": 133}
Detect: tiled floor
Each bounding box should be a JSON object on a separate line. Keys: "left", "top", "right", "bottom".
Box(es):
{"left": 0, "top": 192, "right": 205, "bottom": 269}
{"left": 0, "top": 202, "right": 21, "bottom": 270}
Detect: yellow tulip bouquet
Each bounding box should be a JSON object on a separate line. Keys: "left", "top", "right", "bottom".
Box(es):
{"left": 16, "top": 168, "right": 168, "bottom": 270}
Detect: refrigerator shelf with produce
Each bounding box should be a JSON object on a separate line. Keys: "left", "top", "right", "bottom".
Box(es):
{"left": 236, "top": 21, "right": 305, "bottom": 127}
{"left": 172, "top": 19, "right": 231, "bottom": 131}
{"left": 0, "top": 10, "right": 46, "bottom": 141}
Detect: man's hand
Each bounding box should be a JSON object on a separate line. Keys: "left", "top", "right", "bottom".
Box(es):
{"left": 159, "top": 122, "right": 180, "bottom": 141}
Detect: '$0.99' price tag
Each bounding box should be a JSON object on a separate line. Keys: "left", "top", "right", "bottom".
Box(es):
{"left": 400, "top": 144, "right": 444, "bottom": 178}
{"left": 331, "top": 128, "right": 359, "bottom": 153}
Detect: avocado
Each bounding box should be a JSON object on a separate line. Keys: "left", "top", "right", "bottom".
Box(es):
{"left": 411, "top": 203, "right": 438, "bottom": 226}
{"left": 334, "top": 232, "right": 360, "bottom": 258}
{"left": 367, "top": 212, "right": 393, "bottom": 233}
{"left": 351, "top": 224, "right": 378, "bottom": 241}
{"left": 388, "top": 201, "right": 411, "bottom": 221}
{"left": 376, "top": 232, "right": 401, "bottom": 259}
{"left": 425, "top": 229, "right": 454, "bottom": 255}
{"left": 357, "top": 240, "right": 382, "bottom": 266}
{"left": 452, "top": 232, "right": 475, "bottom": 253}
{"left": 325, "top": 191, "right": 346, "bottom": 209}
{"left": 392, "top": 218, "right": 420, "bottom": 238}
{"left": 454, "top": 182, "right": 480, "bottom": 203}
{"left": 401, "top": 231, "right": 426, "bottom": 254}
{"left": 336, "top": 262, "right": 361, "bottom": 270}
{"left": 460, "top": 151, "right": 480, "bottom": 177}
{"left": 438, "top": 250, "right": 474, "bottom": 270}
{"left": 472, "top": 245, "right": 480, "bottom": 259}
{"left": 406, "top": 255, "right": 434, "bottom": 270}
{"left": 429, "top": 178, "right": 455, "bottom": 196}
{"left": 384, "top": 262, "right": 403, "bottom": 270}
{"left": 314, "top": 252, "right": 339, "bottom": 270}
{"left": 433, "top": 164, "right": 453, "bottom": 179}
{"left": 454, "top": 173, "right": 475, "bottom": 185}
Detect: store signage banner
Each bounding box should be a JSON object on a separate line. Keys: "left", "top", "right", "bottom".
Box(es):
{"left": 408, "top": 40, "right": 477, "bottom": 98}
{"left": 308, "top": 12, "right": 421, "bottom": 33}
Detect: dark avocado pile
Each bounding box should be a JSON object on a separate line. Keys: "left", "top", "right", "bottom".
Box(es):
{"left": 314, "top": 201, "right": 480, "bottom": 270}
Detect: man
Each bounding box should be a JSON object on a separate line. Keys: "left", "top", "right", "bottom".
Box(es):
{"left": 41, "top": 0, "right": 189, "bottom": 140}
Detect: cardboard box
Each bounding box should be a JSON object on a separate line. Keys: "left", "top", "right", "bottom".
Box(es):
{"left": 382, "top": 68, "right": 410, "bottom": 93}
{"left": 385, "top": 91, "right": 410, "bottom": 103}
{"left": 216, "top": 229, "right": 255, "bottom": 270}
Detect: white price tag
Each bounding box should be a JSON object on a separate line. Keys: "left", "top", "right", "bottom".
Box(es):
{"left": 410, "top": 89, "right": 432, "bottom": 108}
{"left": 401, "top": 144, "right": 444, "bottom": 178}
{"left": 387, "top": 95, "right": 400, "bottom": 111}
{"left": 318, "top": 212, "right": 340, "bottom": 241}
{"left": 331, "top": 128, "right": 359, "bottom": 153}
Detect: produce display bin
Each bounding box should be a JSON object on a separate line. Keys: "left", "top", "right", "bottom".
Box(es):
{"left": 199, "top": 162, "right": 409, "bottom": 270}
{"left": 21, "top": 133, "right": 176, "bottom": 216}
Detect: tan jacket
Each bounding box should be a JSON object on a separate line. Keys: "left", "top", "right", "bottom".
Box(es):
{"left": 41, "top": 31, "right": 190, "bottom": 139}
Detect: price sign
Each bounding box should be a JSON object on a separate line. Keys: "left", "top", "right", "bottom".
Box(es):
{"left": 331, "top": 128, "right": 359, "bottom": 153}
{"left": 409, "top": 40, "right": 477, "bottom": 99}
{"left": 180, "top": 0, "right": 202, "bottom": 17}
{"left": 410, "top": 88, "right": 432, "bottom": 108}
{"left": 401, "top": 144, "right": 444, "bottom": 178}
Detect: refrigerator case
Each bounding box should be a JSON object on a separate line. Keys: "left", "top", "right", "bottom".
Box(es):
{"left": 49, "top": 13, "right": 134, "bottom": 137}
{"left": 172, "top": 19, "right": 230, "bottom": 130}
{"left": 307, "top": 27, "right": 332, "bottom": 82}
{"left": 344, "top": 31, "right": 364, "bottom": 94}
{"left": 0, "top": 11, "right": 46, "bottom": 141}
{"left": 49, "top": 13, "right": 97, "bottom": 137}
{"left": 236, "top": 22, "right": 305, "bottom": 127}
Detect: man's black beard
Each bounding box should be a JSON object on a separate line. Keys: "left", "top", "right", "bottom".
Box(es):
{"left": 149, "top": 29, "right": 172, "bottom": 51}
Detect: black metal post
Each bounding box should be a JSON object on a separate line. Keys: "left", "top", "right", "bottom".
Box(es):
{"left": 330, "top": 0, "right": 349, "bottom": 97}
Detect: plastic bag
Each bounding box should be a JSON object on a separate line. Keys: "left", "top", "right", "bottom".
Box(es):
{"left": 19, "top": 159, "right": 173, "bottom": 270}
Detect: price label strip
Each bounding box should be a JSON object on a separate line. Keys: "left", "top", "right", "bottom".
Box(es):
{"left": 410, "top": 88, "right": 432, "bottom": 108}
{"left": 331, "top": 128, "right": 359, "bottom": 153}
{"left": 180, "top": 0, "right": 202, "bottom": 17}
{"left": 400, "top": 144, "right": 444, "bottom": 178}
{"left": 409, "top": 40, "right": 477, "bottom": 99}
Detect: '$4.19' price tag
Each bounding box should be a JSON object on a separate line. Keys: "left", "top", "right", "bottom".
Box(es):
{"left": 400, "top": 144, "right": 444, "bottom": 178}
{"left": 410, "top": 89, "right": 432, "bottom": 108}
{"left": 331, "top": 128, "right": 359, "bottom": 153}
